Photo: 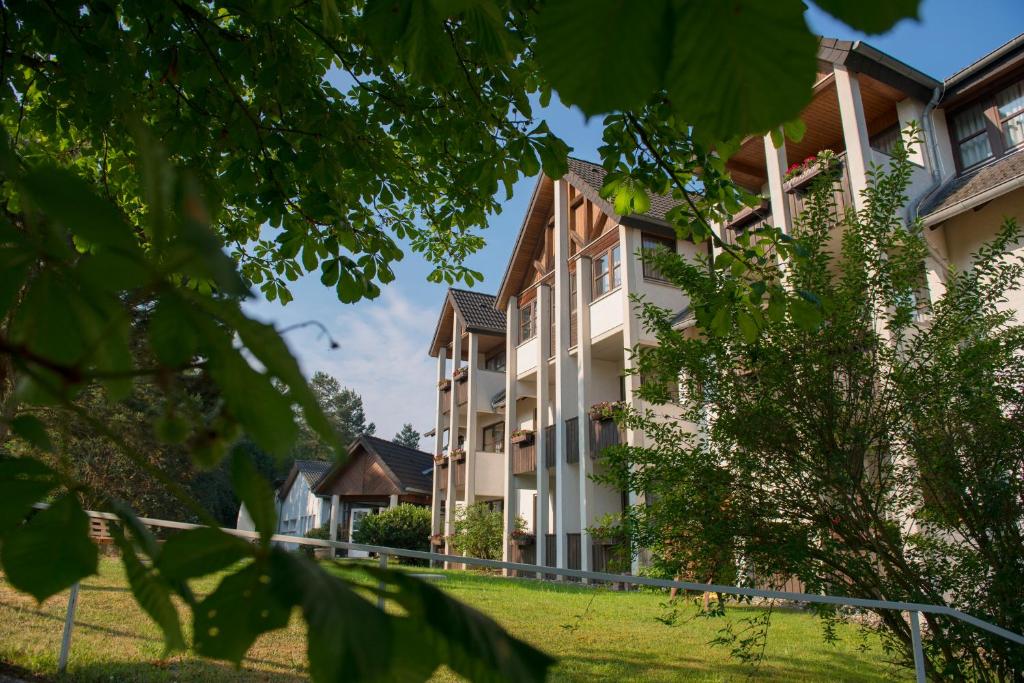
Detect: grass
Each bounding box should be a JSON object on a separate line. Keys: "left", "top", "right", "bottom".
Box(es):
{"left": 0, "top": 556, "right": 909, "bottom": 682}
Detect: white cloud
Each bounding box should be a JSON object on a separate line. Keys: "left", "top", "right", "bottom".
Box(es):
{"left": 289, "top": 286, "right": 438, "bottom": 446}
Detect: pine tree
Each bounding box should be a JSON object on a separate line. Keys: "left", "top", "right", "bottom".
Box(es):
{"left": 393, "top": 424, "right": 421, "bottom": 450}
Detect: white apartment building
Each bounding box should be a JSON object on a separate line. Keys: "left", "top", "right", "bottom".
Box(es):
{"left": 427, "top": 34, "right": 1024, "bottom": 574}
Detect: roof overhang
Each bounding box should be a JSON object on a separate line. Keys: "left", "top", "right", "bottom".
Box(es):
{"left": 818, "top": 38, "right": 940, "bottom": 102}
{"left": 941, "top": 32, "right": 1024, "bottom": 107}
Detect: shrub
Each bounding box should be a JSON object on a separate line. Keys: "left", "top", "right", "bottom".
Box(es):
{"left": 450, "top": 502, "right": 503, "bottom": 560}
{"left": 352, "top": 504, "right": 431, "bottom": 564}
{"left": 302, "top": 523, "right": 331, "bottom": 557}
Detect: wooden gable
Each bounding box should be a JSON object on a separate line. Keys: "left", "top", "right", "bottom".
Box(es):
{"left": 317, "top": 447, "right": 402, "bottom": 498}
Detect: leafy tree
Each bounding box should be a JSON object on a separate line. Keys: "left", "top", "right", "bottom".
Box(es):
{"left": 292, "top": 371, "right": 374, "bottom": 461}
{"left": 450, "top": 503, "right": 504, "bottom": 561}
{"left": 602, "top": 136, "right": 1024, "bottom": 679}
{"left": 353, "top": 504, "right": 432, "bottom": 565}
{"left": 0, "top": 0, "right": 924, "bottom": 679}
{"left": 393, "top": 423, "right": 421, "bottom": 450}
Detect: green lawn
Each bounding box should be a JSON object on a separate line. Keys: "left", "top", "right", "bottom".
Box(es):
{"left": 0, "top": 556, "right": 908, "bottom": 681}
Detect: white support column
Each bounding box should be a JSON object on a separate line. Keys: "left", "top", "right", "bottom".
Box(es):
{"left": 445, "top": 319, "right": 462, "bottom": 553}
{"left": 575, "top": 256, "right": 594, "bottom": 574}
{"left": 329, "top": 494, "right": 340, "bottom": 542}
{"left": 834, "top": 64, "right": 873, "bottom": 210}
{"left": 923, "top": 227, "right": 950, "bottom": 307}
{"left": 464, "top": 332, "right": 479, "bottom": 506}
{"left": 431, "top": 352, "right": 446, "bottom": 537}
{"left": 896, "top": 98, "right": 928, "bottom": 168}
{"left": 763, "top": 132, "right": 792, "bottom": 233}
{"left": 619, "top": 225, "right": 643, "bottom": 575}
{"left": 535, "top": 284, "right": 552, "bottom": 573}
{"left": 553, "top": 180, "right": 573, "bottom": 570}
{"left": 389, "top": 494, "right": 399, "bottom": 509}
{"left": 502, "top": 296, "right": 519, "bottom": 567}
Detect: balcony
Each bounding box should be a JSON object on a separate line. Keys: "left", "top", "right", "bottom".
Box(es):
{"left": 437, "top": 462, "right": 448, "bottom": 492}
{"left": 565, "top": 417, "right": 579, "bottom": 464}
{"left": 590, "top": 417, "right": 623, "bottom": 459}
{"left": 511, "top": 439, "right": 536, "bottom": 475}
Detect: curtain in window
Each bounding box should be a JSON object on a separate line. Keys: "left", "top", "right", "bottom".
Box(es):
{"left": 954, "top": 105, "right": 993, "bottom": 167}
{"left": 997, "top": 81, "right": 1024, "bottom": 149}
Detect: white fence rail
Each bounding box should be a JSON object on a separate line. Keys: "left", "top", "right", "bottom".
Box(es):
{"left": 49, "top": 508, "right": 1024, "bottom": 681}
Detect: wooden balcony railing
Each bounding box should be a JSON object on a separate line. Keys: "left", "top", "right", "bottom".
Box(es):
{"left": 590, "top": 417, "right": 623, "bottom": 459}
{"left": 784, "top": 151, "right": 854, "bottom": 224}
{"left": 511, "top": 440, "right": 536, "bottom": 475}
{"left": 437, "top": 464, "right": 448, "bottom": 492}
{"left": 455, "top": 460, "right": 466, "bottom": 489}
{"left": 592, "top": 542, "right": 626, "bottom": 574}
{"left": 543, "top": 425, "right": 555, "bottom": 469}
{"left": 544, "top": 534, "right": 557, "bottom": 569}
{"left": 508, "top": 540, "right": 536, "bottom": 577}
{"left": 566, "top": 533, "right": 581, "bottom": 571}
{"left": 455, "top": 379, "right": 468, "bottom": 405}
{"left": 564, "top": 417, "right": 579, "bottom": 464}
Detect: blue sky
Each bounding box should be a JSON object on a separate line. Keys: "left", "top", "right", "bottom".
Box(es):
{"left": 244, "top": 1, "right": 1024, "bottom": 444}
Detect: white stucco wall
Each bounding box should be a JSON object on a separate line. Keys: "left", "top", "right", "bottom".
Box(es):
{"left": 277, "top": 473, "right": 328, "bottom": 548}
{"left": 590, "top": 288, "right": 623, "bottom": 339}
{"left": 516, "top": 337, "right": 538, "bottom": 376}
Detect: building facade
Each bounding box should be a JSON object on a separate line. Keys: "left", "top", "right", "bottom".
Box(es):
{"left": 427, "top": 34, "right": 1024, "bottom": 574}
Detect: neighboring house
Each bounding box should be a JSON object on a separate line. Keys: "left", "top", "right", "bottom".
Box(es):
{"left": 276, "top": 459, "right": 333, "bottom": 548}
{"left": 314, "top": 435, "right": 433, "bottom": 556}
{"left": 426, "top": 34, "right": 1024, "bottom": 576}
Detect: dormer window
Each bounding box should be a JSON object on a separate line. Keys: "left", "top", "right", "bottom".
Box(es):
{"left": 519, "top": 300, "right": 536, "bottom": 343}
{"left": 950, "top": 77, "right": 1024, "bottom": 172}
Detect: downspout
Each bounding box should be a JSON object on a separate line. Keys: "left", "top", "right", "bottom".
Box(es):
{"left": 908, "top": 84, "right": 945, "bottom": 223}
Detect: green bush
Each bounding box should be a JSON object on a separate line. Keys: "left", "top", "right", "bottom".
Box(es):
{"left": 302, "top": 523, "right": 332, "bottom": 557}
{"left": 352, "top": 504, "right": 431, "bottom": 564}
{"left": 450, "top": 502, "right": 503, "bottom": 560}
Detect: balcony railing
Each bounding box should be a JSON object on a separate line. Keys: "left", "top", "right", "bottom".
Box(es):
{"left": 543, "top": 425, "right": 555, "bottom": 469}
{"left": 784, "top": 151, "right": 854, "bottom": 224}
{"left": 455, "top": 378, "right": 468, "bottom": 405}
{"left": 590, "top": 417, "right": 623, "bottom": 459}
{"left": 565, "top": 417, "right": 579, "bottom": 464}
{"left": 511, "top": 440, "right": 536, "bottom": 475}
{"left": 437, "top": 463, "right": 448, "bottom": 492}
{"left": 455, "top": 460, "right": 466, "bottom": 489}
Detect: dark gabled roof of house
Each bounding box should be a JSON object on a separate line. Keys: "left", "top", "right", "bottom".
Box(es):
{"left": 278, "top": 459, "right": 333, "bottom": 500}
{"left": 428, "top": 288, "right": 506, "bottom": 357}
{"left": 816, "top": 38, "right": 940, "bottom": 101}
{"left": 449, "top": 289, "right": 506, "bottom": 334}
{"left": 920, "top": 148, "right": 1024, "bottom": 223}
{"left": 359, "top": 435, "right": 434, "bottom": 493}
{"left": 941, "top": 32, "right": 1024, "bottom": 103}
{"left": 566, "top": 157, "right": 678, "bottom": 223}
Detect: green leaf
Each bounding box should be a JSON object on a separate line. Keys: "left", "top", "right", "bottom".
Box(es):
{"left": 710, "top": 306, "right": 731, "bottom": 337}
{"left": 194, "top": 560, "right": 292, "bottom": 663}
{"left": 110, "top": 522, "right": 187, "bottom": 653}
{"left": 270, "top": 550, "right": 438, "bottom": 682}
{"left": 149, "top": 295, "right": 199, "bottom": 368}
{"left": 1, "top": 495, "right": 98, "bottom": 602}
{"left": 737, "top": 310, "right": 759, "bottom": 344}
{"left": 363, "top": 565, "right": 555, "bottom": 682}
{"left": 10, "top": 272, "right": 86, "bottom": 365}
{"left": 20, "top": 166, "right": 141, "bottom": 253}
{"left": 667, "top": 0, "right": 818, "bottom": 139}
{"left": 812, "top": 0, "right": 920, "bottom": 34}
{"left": 230, "top": 447, "right": 277, "bottom": 545}
{"left": 0, "top": 457, "right": 60, "bottom": 534}
{"left": 783, "top": 118, "right": 807, "bottom": 144}
{"left": 158, "top": 528, "right": 253, "bottom": 582}
{"left": 790, "top": 298, "right": 824, "bottom": 330}
{"left": 8, "top": 415, "right": 53, "bottom": 452}
{"left": 0, "top": 248, "right": 30, "bottom": 319}
{"left": 533, "top": 0, "right": 672, "bottom": 116}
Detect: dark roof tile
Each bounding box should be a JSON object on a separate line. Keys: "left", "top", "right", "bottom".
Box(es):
{"left": 921, "top": 149, "right": 1024, "bottom": 220}
{"left": 449, "top": 289, "right": 506, "bottom": 334}
{"left": 294, "top": 459, "right": 332, "bottom": 488}
{"left": 566, "top": 157, "right": 678, "bottom": 222}
{"left": 361, "top": 435, "right": 434, "bottom": 492}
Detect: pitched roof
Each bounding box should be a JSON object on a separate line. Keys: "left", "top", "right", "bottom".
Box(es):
{"left": 496, "top": 157, "right": 682, "bottom": 309}
{"left": 921, "top": 149, "right": 1024, "bottom": 224}
{"left": 277, "top": 459, "right": 333, "bottom": 500}
{"left": 360, "top": 435, "right": 434, "bottom": 492}
{"left": 566, "top": 157, "right": 678, "bottom": 223}
{"left": 428, "top": 288, "right": 506, "bottom": 357}
{"left": 449, "top": 289, "right": 506, "bottom": 334}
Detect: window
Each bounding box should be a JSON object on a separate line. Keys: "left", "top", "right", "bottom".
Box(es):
{"left": 953, "top": 103, "right": 994, "bottom": 169}
{"left": 484, "top": 350, "right": 505, "bottom": 371}
{"left": 996, "top": 80, "right": 1024, "bottom": 149}
{"left": 592, "top": 244, "right": 621, "bottom": 297}
{"left": 519, "top": 300, "right": 535, "bottom": 342}
{"left": 950, "top": 78, "right": 1024, "bottom": 172}
{"left": 641, "top": 234, "right": 675, "bottom": 281}
{"left": 482, "top": 422, "right": 504, "bottom": 453}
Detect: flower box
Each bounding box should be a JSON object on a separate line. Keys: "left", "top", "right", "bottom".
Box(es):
{"left": 438, "top": 378, "right": 451, "bottom": 391}
{"left": 433, "top": 453, "right": 446, "bottom": 465}
{"left": 588, "top": 401, "right": 623, "bottom": 422}
{"left": 452, "top": 366, "right": 468, "bottom": 383}
{"left": 510, "top": 429, "right": 534, "bottom": 445}
{"left": 511, "top": 533, "right": 535, "bottom": 546}
{"left": 430, "top": 533, "right": 445, "bottom": 545}
{"left": 450, "top": 448, "right": 466, "bottom": 462}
